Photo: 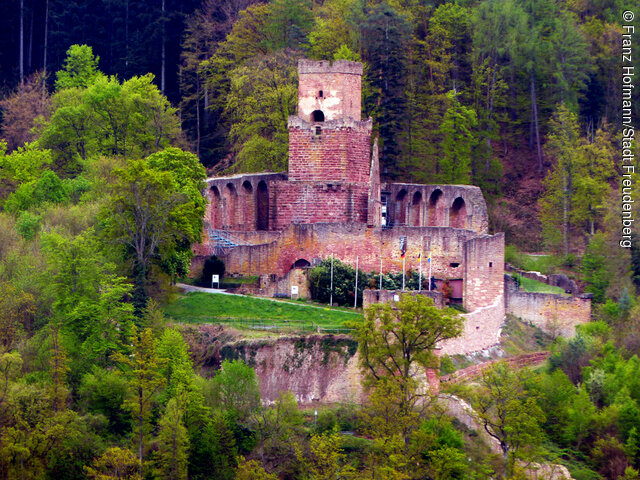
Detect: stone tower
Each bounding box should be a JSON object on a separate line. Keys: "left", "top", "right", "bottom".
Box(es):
{"left": 288, "top": 60, "right": 372, "bottom": 186}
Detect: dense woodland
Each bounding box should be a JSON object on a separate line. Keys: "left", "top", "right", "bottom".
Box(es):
{"left": 1, "top": 0, "right": 640, "bottom": 478}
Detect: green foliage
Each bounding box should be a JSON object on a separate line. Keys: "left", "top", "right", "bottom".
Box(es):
{"left": 308, "top": 0, "right": 363, "bottom": 60}
{"left": 79, "top": 367, "right": 132, "bottom": 436}
{"left": 472, "top": 362, "right": 546, "bottom": 476}
{"left": 100, "top": 151, "right": 205, "bottom": 313}
{"left": 153, "top": 396, "right": 190, "bottom": 480}
{"left": 438, "top": 91, "right": 477, "bottom": 184}
{"left": 212, "top": 360, "right": 260, "bottom": 421}
{"left": 4, "top": 169, "right": 69, "bottom": 214}
{"left": 362, "top": 2, "right": 411, "bottom": 176}
{"left": 0, "top": 142, "right": 52, "bottom": 185}
{"left": 262, "top": 0, "right": 314, "bottom": 50}
{"left": 55, "top": 44, "right": 102, "bottom": 91}
{"left": 224, "top": 52, "right": 298, "bottom": 173}
{"left": 15, "top": 211, "right": 41, "bottom": 240}
{"left": 308, "top": 257, "right": 368, "bottom": 307}
{"left": 40, "top": 73, "right": 182, "bottom": 170}
{"left": 581, "top": 233, "right": 610, "bottom": 303}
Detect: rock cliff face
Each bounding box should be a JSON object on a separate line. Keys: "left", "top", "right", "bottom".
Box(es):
{"left": 181, "top": 325, "right": 363, "bottom": 405}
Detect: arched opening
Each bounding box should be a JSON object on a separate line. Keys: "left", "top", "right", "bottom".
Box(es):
{"left": 311, "top": 110, "right": 325, "bottom": 122}
{"left": 292, "top": 258, "right": 311, "bottom": 269}
{"left": 256, "top": 181, "right": 269, "bottom": 231}
{"left": 210, "top": 186, "right": 221, "bottom": 228}
{"left": 242, "top": 181, "right": 254, "bottom": 230}
{"left": 450, "top": 197, "right": 467, "bottom": 229}
{"left": 428, "top": 189, "right": 444, "bottom": 226}
{"left": 410, "top": 191, "right": 423, "bottom": 226}
{"left": 394, "top": 189, "right": 408, "bottom": 226}
{"left": 224, "top": 183, "right": 238, "bottom": 229}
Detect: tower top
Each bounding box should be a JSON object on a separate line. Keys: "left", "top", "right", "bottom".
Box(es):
{"left": 297, "top": 59, "right": 363, "bottom": 123}
{"left": 298, "top": 59, "right": 363, "bottom": 76}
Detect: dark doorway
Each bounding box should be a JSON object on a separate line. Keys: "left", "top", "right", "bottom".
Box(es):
{"left": 257, "top": 181, "right": 269, "bottom": 231}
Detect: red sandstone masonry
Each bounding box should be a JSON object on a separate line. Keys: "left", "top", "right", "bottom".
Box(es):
{"left": 440, "top": 352, "right": 551, "bottom": 384}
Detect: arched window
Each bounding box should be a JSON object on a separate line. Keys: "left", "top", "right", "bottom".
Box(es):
{"left": 410, "top": 191, "right": 423, "bottom": 226}
{"left": 450, "top": 197, "right": 467, "bottom": 229}
{"left": 428, "top": 189, "right": 443, "bottom": 226}
{"left": 311, "top": 110, "right": 325, "bottom": 122}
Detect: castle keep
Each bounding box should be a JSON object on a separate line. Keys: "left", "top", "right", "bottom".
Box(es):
{"left": 198, "top": 59, "right": 506, "bottom": 355}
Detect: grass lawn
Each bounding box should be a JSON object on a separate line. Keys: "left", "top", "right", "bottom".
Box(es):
{"left": 516, "top": 275, "right": 566, "bottom": 294}
{"left": 164, "top": 292, "right": 361, "bottom": 333}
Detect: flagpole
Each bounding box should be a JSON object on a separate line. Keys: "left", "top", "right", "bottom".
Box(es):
{"left": 379, "top": 258, "right": 382, "bottom": 290}
{"left": 428, "top": 251, "right": 432, "bottom": 291}
{"left": 418, "top": 254, "right": 422, "bottom": 292}
{"left": 354, "top": 256, "right": 359, "bottom": 309}
{"left": 402, "top": 255, "right": 406, "bottom": 291}
{"left": 330, "top": 253, "right": 334, "bottom": 307}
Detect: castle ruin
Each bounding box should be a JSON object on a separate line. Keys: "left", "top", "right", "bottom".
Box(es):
{"left": 197, "top": 59, "right": 506, "bottom": 355}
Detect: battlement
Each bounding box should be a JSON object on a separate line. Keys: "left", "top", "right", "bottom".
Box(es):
{"left": 298, "top": 59, "right": 363, "bottom": 76}
{"left": 288, "top": 116, "right": 372, "bottom": 132}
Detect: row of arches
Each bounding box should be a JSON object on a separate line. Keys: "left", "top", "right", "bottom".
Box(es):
{"left": 210, "top": 180, "right": 270, "bottom": 231}
{"left": 390, "top": 189, "right": 468, "bottom": 229}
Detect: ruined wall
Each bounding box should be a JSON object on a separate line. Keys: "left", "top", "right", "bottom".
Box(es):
{"left": 221, "top": 223, "right": 482, "bottom": 279}
{"left": 288, "top": 118, "right": 372, "bottom": 183}
{"left": 383, "top": 183, "right": 488, "bottom": 234}
{"left": 297, "top": 59, "right": 363, "bottom": 122}
{"left": 439, "top": 294, "right": 505, "bottom": 355}
{"left": 206, "top": 173, "right": 286, "bottom": 231}
{"left": 505, "top": 288, "right": 592, "bottom": 337}
{"left": 362, "top": 289, "right": 444, "bottom": 309}
{"left": 463, "top": 233, "right": 505, "bottom": 311}
{"left": 272, "top": 181, "right": 370, "bottom": 227}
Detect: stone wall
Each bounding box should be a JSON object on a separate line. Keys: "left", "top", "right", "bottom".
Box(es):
{"left": 438, "top": 294, "right": 505, "bottom": 356}
{"left": 288, "top": 117, "right": 372, "bottom": 183}
{"left": 464, "top": 233, "right": 505, "bottom": 311}
{"left": 362, "top": 289, "right": 445, "bottom": 309}
{"left": 220, "top": 223, "right": 484, "bottom": 279}
{"left": 382, "top": 183, "right": 489, "bottom": 233}
{"left": 272, "top": 180, "right": 370, "bottom": 227}
{"left": 361, "top": 288, "right": 505, "bottom": 357}
{"left": 206, "top": 173, "right": 286, "bottom": 231}
{"left": 505, "top": 285, "right": 592, "bottom": 337}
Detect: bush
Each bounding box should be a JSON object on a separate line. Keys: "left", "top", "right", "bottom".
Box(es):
{"left": 16, "top": 211, "right": 41, "bottom": 240}
{"left": 308, "top": 258, "right": 370, "bottom": 307}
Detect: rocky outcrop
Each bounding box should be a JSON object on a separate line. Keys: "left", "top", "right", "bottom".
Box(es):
{"left": 181, "top": 325, "right": 362, "bottom": 405}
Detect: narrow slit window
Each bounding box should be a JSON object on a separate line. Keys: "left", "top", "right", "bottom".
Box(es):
{"left": 318, "top": 90, "right": 323, "bottom": 98}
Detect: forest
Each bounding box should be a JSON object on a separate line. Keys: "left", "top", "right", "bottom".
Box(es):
{"left": 1, "top": 0, "right": 640, "bottom": 478}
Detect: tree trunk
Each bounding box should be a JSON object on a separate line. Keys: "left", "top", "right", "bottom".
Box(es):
{"left": 20, "top": 0, "right": 24, "bottom": 85}
{"left": 196, "top": 79, "right": 201, "bottom": 158}
{"left": 43, "top": 0, "right": 49, "bottom": 77}
{"left": 28, "top": 10, "right": 33, "bottom": 71}
{"left": 531, "top": 70, "right": 543, "bottom": 171}
{"left": 161, "top": 0, "right": 166, "bottom": 94}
